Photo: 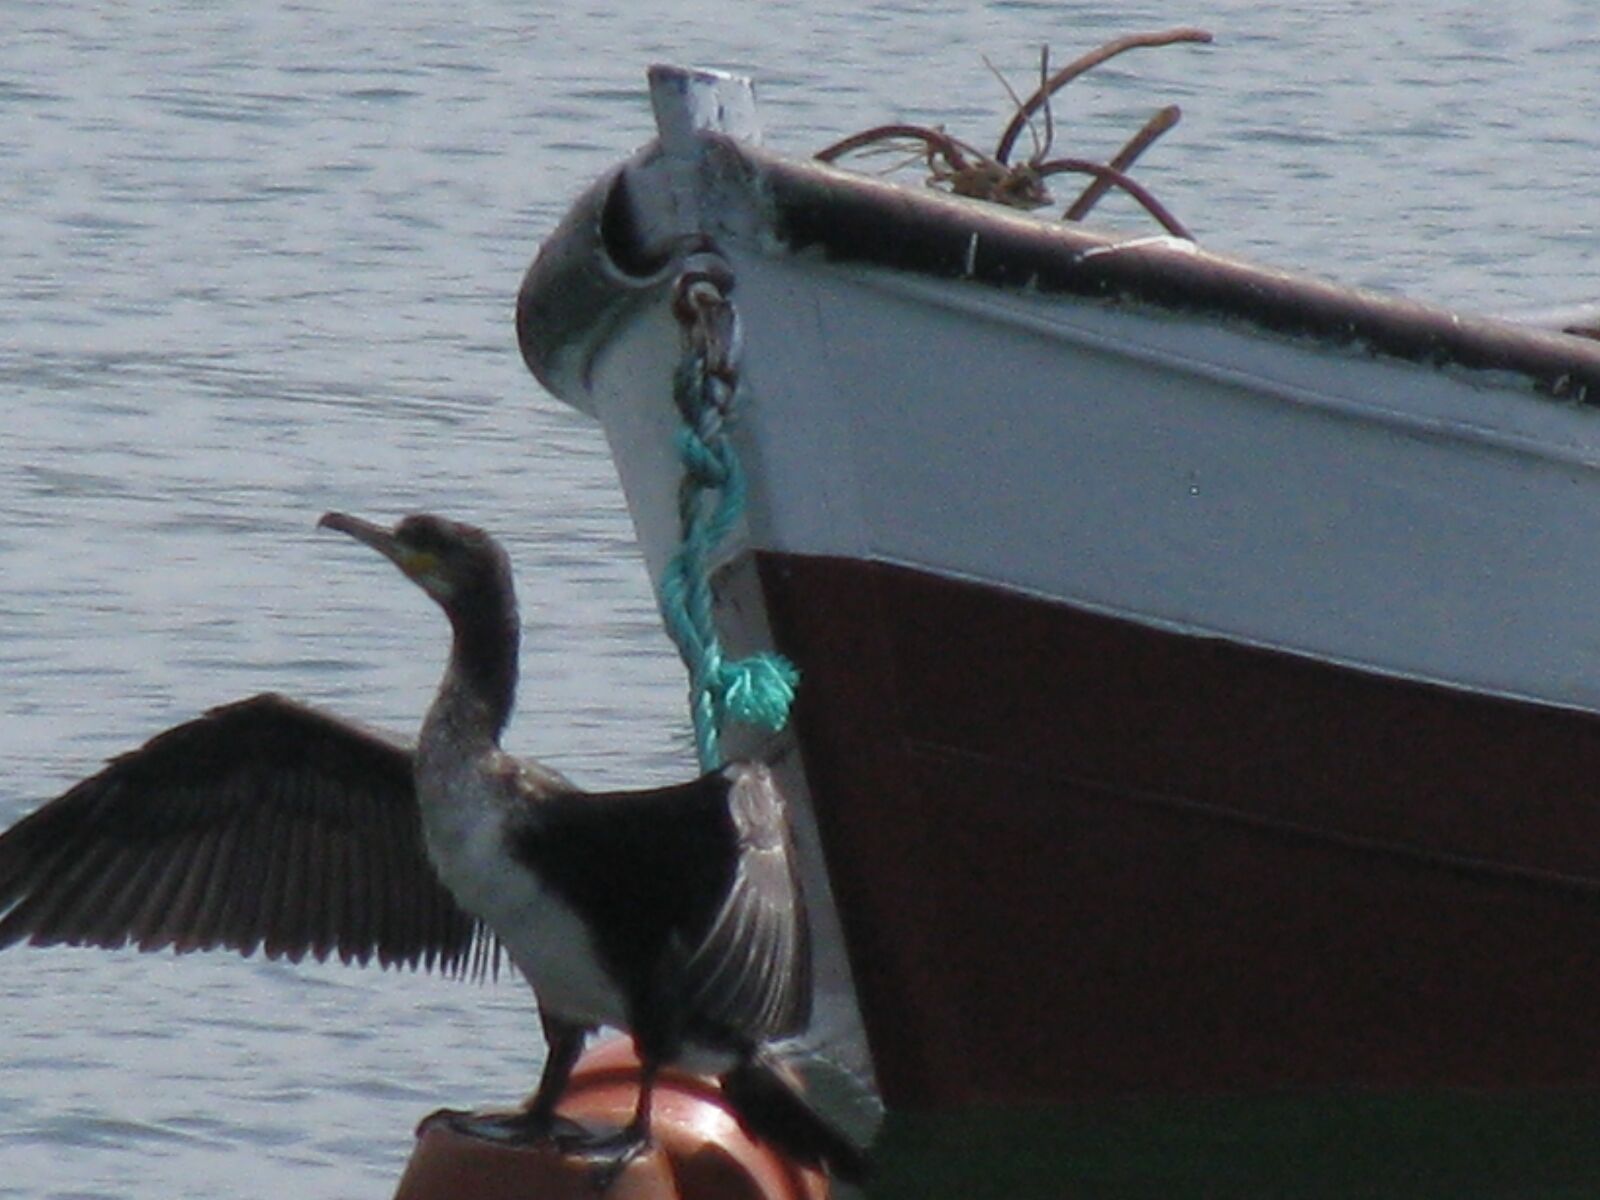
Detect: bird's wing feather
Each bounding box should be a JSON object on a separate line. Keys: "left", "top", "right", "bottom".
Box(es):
{"left": 511, "top": 763, "right": 810, "bottom": 1046}
{"left": 678, "top": 763, "right": 812, "bottom": 1040}
{"left": 0, "top": 692, "right": 499, "bottom": 979}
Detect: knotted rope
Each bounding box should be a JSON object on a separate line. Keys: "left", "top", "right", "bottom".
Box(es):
{"left": 658, "top": 255, "right": 799, "bottom": 770}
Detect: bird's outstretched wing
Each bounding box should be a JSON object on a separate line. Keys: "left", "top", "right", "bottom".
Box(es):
{"left": 512, "top": 762, "right": 810, "bottom": 1046}
{"left": 0, "top": 693, "right": 498, "bottom": 979}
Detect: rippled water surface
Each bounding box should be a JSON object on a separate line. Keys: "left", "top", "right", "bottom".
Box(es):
{"left": 2, "top": 1, "right": 1597, "bottom": 1195}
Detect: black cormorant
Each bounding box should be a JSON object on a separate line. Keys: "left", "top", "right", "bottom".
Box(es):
{"left": 0, "top": 512, "right": 865, "bottom": 1182}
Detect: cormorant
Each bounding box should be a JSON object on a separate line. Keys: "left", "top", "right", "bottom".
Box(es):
{"left": 0, "top": 512, "right": 865, "bottom": 1183}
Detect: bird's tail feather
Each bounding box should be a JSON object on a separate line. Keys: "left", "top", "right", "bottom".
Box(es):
{"left": 720, "top": 1051, "right": 872, "bottom": 1184}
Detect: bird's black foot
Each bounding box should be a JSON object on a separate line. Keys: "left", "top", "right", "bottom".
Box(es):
{"left": 551, "top": 1122, "right": 651, "bottom": 1192}
{"left": 415, "top": 1105, "right": 587, "bottom": 1145}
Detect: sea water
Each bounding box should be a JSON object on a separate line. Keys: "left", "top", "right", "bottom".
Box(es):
{"left": 1, "top": 1, "right": 1597, "bottom": 1195}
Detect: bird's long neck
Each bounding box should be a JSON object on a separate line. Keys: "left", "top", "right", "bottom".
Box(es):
{"left": 431, "top": 588, "right": 520, "bottom": 746}
{"left": 414, "top": 582, "right": 522, "bottom": 911}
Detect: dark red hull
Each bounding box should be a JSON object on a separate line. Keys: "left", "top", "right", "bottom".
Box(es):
{"left": 757, "top": 552, "right": 1600, "bottom": 1111}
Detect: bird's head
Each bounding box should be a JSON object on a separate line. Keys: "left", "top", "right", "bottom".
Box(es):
{"left": 319, "top": 511, "right": 513, "bottom": 613}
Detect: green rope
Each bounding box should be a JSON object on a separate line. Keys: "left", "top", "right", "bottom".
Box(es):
{"left": 659, "top": 267, "right": 799, "bottom": 771}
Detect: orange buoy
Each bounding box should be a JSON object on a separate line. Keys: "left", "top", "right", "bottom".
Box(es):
{"left": 393, "top": 1037, "right": 830, "bottom": 1200}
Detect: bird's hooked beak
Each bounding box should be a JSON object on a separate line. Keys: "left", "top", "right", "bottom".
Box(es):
{"left": 319, "top": 512, "right": 438, "bottom": 586}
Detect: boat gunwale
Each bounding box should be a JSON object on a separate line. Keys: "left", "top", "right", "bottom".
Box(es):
{"left": 724, "top": 135, "right": 1600, "bottom": 403}
{"left": 520, "top": 123, "right": 1600, "bottom": 417}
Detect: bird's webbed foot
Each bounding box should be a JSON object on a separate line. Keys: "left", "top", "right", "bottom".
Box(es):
{"left": 415, "top": 1108, "right": 649, "bottom": 1190}
{"left": 550, "top": 1120, "right": 652, "bottom": 1192}
{"left": 415, "top": 1105, "right": 588, "bottom": 1145}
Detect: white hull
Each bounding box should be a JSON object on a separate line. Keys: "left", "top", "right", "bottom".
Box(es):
{"left": 529, "top": 71, "right": 1600, "bottom": 718}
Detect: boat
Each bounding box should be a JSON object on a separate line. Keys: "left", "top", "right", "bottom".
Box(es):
{"left": 514, "top": 59, "right": 1600, "bottom": 1197}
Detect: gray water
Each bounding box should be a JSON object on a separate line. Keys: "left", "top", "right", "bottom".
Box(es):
{"left": 1, "top": 1, "right": 1596, "bottom": 1196}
